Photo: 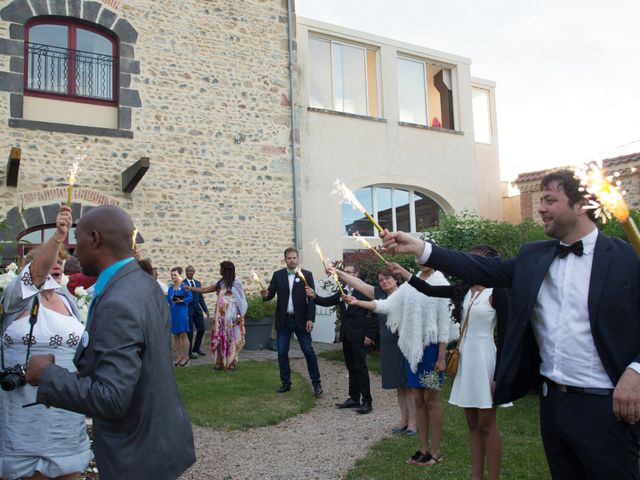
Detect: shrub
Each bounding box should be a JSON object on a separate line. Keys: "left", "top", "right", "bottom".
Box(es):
{"left": 245, "top": 293, "right": 276, "bottom": 322}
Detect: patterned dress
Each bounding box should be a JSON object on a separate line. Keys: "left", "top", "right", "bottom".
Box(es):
{"left": 210, "top": 279, "right": 247, "bottom": 369}
{"left": 0, "top": 266, "right": 92, "bottom": 479}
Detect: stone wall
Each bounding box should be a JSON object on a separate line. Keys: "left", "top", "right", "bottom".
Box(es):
{"left": 0, "top": 0, "right": 295, "bottom": 287}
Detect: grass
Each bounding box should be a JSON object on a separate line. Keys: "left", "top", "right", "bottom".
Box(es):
{"left": 319, "top": 349, "right": 382, "bottom": 375}
{"left": 174, "top": 361, "right": 315, "bottom": 431}
{"left": 321, "top": 349, "right": 549, "bottom": 479}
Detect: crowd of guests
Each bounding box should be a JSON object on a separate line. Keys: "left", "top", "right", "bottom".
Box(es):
{"left": 2, "top": 169, "right": 639, "bottom": 479}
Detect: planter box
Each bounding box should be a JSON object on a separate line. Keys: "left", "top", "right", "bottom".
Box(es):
{"left": 244, "top": 317, "right": 274, "bottom": 350}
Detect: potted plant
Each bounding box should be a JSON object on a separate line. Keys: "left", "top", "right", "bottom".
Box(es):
{"left": 244, "top": 293, "right": 276, "bottom": 350}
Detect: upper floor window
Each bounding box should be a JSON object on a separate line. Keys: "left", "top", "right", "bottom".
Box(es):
{"left": 397, "top": 56, "right": 454, "bottom": 129}
{"left": 472, "top": 87, "right": 493, "bottom": 144}
{"left": 25, "top": 19, "right": 118, "bottom": 104}
{"left": 341, "top": 185, "right": 443, "bottom": 236}
{"left": 308, "top": 36, "right": 379, "bottom": 117}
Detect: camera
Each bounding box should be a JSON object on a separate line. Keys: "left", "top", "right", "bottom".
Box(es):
{"left": 0, "top": 364, "right": 26, "bottom": 391}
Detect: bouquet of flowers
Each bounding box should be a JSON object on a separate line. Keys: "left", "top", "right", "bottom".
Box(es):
{"left": 418, "top": 369, "right": 442, "bottom": 391}
{"left": 74, "top": 286, "right": 92, "bottom": 324}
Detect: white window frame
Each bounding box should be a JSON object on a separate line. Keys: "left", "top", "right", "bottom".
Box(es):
{"left": 308, "top": 34, "right": 381, "bottom": 117}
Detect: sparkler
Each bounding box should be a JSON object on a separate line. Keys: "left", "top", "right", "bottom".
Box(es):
{"left": 576, "top": 162, "right": 640, "bottom": 254}
{"left": 296, "top": 266, "right": 308, "bottom": 287}
{"left": 333, "top": 179, "right": 384, "bottom": 234}
{"left": 131, "top": 227, "right": 138, "bottom": 251}
{"left": 251, "top": 271, "right": 265, "bottom": 289}
{"left": 352, "top": 232, "right": 386, "bottom": 262}
{"left": 67, "top": 146, "right": 87, "bottom": 206}
{"left": 310, "top": 240, "right": 329, "bottom": 270}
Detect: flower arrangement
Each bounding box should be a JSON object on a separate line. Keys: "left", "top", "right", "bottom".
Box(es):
{"left": 74, "top": 286, "right": 92, "bottom": 324}
{"left": 419, "top": 369, "right": 442, "bottom": 391}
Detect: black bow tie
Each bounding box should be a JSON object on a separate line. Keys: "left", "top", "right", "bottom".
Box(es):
{"left": 556, "top": 240, "right": 584, "bottom": 259}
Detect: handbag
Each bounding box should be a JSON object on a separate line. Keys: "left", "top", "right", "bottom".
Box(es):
{"left": 445, "top": 290, "right": 480, "bottom": 377}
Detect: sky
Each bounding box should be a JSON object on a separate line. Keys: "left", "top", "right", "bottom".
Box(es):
{"left": 295, "top": 0, "right": 640, "bottom": 182}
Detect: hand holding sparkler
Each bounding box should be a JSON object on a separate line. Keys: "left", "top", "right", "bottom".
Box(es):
{"left": 52, "top": 205, "right": 72, "bottom": 245}
{"left": 305, "top": 286, "right": 316, "bottom": 299}
{"left": 333, "top": 179, "right": 384, "bottom": 234}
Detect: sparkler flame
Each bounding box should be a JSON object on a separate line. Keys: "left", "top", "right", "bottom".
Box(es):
{"left": 575, "top": 161, "right": 628, "bottom": 222}
{"left": 251, "top": 271, "right": 265, "bottom": 289}
{"left": 310, "top": 240, "right": 329, "bottom": 269}
{"left": 332, "top": 271, "right": 345, "bottom": 296}
{"left": 333, "top": 178, "right": 366, "bottom": 214}
{"left": 296, "top": 266, "right": 308, "bottom": 286}
{"left": 67, "top": 145, "right": 88, "bottom": 206}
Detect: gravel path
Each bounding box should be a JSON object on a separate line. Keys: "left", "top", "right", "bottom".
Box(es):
{"left": 181, "top": 357, "right": 398, "bottom": 480}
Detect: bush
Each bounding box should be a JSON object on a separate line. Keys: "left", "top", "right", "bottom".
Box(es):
{"left": 425, "top": 211, "right": 546, "bottom": 257}
{"left": 245, "top": 293, "right": 276, "bottom": 322}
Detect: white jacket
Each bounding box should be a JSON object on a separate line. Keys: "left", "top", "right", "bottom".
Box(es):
{"left": 374, "top": 271, "right": 458, "bottom": 373}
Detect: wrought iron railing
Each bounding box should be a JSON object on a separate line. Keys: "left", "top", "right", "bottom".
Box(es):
{"left": 26, "top": 42, "right": 116, "bottom": 101}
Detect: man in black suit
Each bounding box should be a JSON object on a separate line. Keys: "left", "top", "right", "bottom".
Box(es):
{"left": 261, "top": 247, "right": 322, "bottom": 398}
{"left": 184, "top": 264, "right": 209, "bottom": 358}
{"left": 305, "top": 264, "right": 377, "bottom": 414}
{"left": 381, "top": 170, "right": 640, "bottom": 479}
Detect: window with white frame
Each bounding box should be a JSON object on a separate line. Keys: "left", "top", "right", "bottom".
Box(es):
{"left": 397, "top": 56, "right": 455, "bottom": 129}
{"left": 308, "top": 36, "right": 379, "bottom": 117}
{"left": 341, "top": 186, "right": 443, "bottom": 236}
{"left": 472, "top": 87, "right": 493, "bottom": 143}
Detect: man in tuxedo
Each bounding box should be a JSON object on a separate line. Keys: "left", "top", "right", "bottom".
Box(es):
{"left": 260, "top": 247, "right": 322, "bottom": 398}
{"left": 381, "top": 170, "right": 640, "bottom": 479}
{"left": 26, "top": 205, "right": 195, "bottom": 479}
{"left": 184, "top": 264, "right": 209, "bottom": 358}
{"left": 305, "top": 264, "right": 377, "bottom": 414}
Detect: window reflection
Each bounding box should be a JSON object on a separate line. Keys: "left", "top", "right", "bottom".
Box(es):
{"left": 395, "top": 189, "right": 410, "bottom": 231}
{"left": 376, "top": 187, "right": 392, "bottom": 232}
{"left": 342, "top": 186, "right": 373, "bottom": 236}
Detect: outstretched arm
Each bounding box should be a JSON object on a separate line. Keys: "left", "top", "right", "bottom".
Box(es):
{"left": 343, "top": 295, "right": 377, "bottom": 312}
{"left": 334, "top": 269, "right": 375, "bottom": 299}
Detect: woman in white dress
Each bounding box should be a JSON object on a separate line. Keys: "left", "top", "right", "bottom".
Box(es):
{"left": 0, "top": 205, "right": 91, "bottom": 480}
{"left": 389, "top": 244, "right": 510, "bottom": 480}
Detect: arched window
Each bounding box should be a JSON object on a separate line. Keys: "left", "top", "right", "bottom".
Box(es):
{"left": 341, "top": 185, "right": 443, "bottom": 236}
{"left": 17, "top": 225, "right": 77, "bottom": 258}
{"left": 25, "top": 18, "right": 118, "bottom": 104}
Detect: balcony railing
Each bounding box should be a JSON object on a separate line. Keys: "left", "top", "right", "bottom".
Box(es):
{"left": 26, "top": 42, "right": 116, "bottom": 102}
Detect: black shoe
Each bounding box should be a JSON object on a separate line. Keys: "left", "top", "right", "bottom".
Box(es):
{"left": 313, "top": 383, "right": 323, "bottom": 398}
{"left": 335, "top": 398, "right": 360, "bottom": 409}
{"left": 277, "top": 383, "right": 291, "bottom": 393}
{"left": 193, "top": 349, "right": 206, "bottom": 356}
{"left": 188, "top": 353, "right": 198, "bottom": 360}
{"left": 356, "top": 402, "right": 372, "bottom": 414}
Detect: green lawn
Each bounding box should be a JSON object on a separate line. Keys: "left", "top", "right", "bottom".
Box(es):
{"left": 174, "top": 361, "right": 315, "bottom": 431}
{"left": 321, "top": 350, "right": 549, "bottom": 479}
{"left": 319, "top": 349, "right": 382, "bottom": 375}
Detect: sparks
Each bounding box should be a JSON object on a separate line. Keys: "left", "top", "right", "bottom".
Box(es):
{"left": 251, "top": 271, "right": 265, "bottom": 289}
{"left": 332, "top": 179, "right": 384, "bottom": 234}
{"left": 352, "top": 232, "right": 386, "bottom": 262}
{"left": 310, "top": 240, "right": 329, "bottom": 269}
{"left": 296, "top": 266, "right": 308, "bottom": 286}
{"left": 575, "top": 162, "right": 628, "bottom": 222}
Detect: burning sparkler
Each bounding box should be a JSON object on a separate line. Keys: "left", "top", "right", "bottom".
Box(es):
{"left": 576, "top": 161, "right": 640, "bottom": 254}
{"left": 352, "top": 232, "right": 386, "bottom": 262}
{"left": 251, "top": 271, "right": 265, "bottom": 289}
{"left": 332, "top": 271, "right": 346, "bottom": 296}
{"left": 296, "top": 266, "right": 308, "bottom": 287}
{"left": 67, "top": 146, "right": 87, "bottom": 206}
{"left": 333, "top": 179, "right": 384, "bottom": 234}
{"left": 310, "top": 240, "right": 329, "bottom": 270}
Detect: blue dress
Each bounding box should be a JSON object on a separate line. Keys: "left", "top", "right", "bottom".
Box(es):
{"left": 405, "top": 343, "right": 444, "bottom": 389}
{"left": 167, "top": 285, "right": 192, "bottom": 334}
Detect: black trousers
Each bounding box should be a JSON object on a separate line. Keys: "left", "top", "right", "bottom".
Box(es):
{"left": 187, "top": 310, "right": 205, "bottom": 352}
{"left": 540, "top": 382, "right": 639, "bottom": 479}
{"left": 343, "top": 336, "right": 372, "bottom": 404}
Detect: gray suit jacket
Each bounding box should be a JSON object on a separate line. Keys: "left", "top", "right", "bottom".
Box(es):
{"left": 36, "top": 260, "right": 196, "bottom": 480}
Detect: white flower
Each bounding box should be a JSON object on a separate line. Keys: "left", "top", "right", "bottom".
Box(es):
{"left": 5, "top": 262, "right": 18, "bottom": 273}
{"left": 75, "top": 286, "right": 88, "bottom": 298}
{"left": 0, "top": 271, "right": 16, "bottom": 291}
{"left": 60, "top": 273, "right": 69, "bottom": 286}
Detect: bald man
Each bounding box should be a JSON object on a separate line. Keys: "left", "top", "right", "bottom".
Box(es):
{"left": 26, "top": 206, "right": 195, "bottom": 480}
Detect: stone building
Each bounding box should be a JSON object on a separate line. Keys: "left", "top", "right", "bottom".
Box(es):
{"left": 0, "top": 0, "right": 503, "bottom": 315}
{"left": 512, "top": 152, "right": 640, "bottom": 222}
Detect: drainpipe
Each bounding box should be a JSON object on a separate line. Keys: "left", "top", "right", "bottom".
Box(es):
{"left": 286, "top": 0, "right": 300, "bottom": 250}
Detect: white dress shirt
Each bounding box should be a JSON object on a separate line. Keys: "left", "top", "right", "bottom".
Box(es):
{"left": 417, "top": 231, "right": 640, "bottom": 388}
{"left": 287, "top": 271, "right": 295, "bottom": 314}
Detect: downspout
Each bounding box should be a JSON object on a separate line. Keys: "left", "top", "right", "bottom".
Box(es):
{"left": 286, "top": 0, "right": 300, "bottom": 250}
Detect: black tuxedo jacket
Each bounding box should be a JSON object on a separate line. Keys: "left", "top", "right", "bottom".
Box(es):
{"left": 184, "top": 279, "right": 208, "bottom": 318}
{"left": 425, "top": 232, "right": 640, "bottom": 405}
{"left": 264, "top": 268, "right": 316, "bottom": 330}
{"left": 314, "top": 286, "right": 378, "bottom": 342}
